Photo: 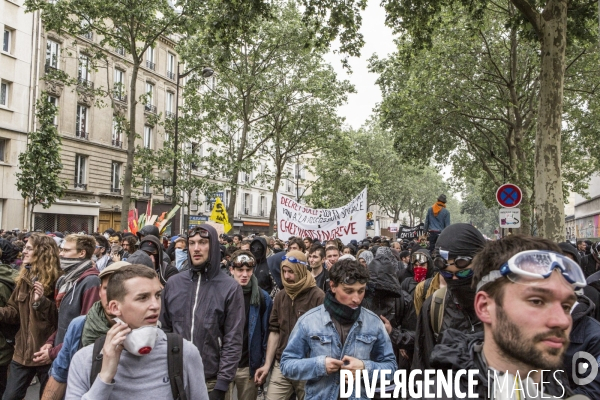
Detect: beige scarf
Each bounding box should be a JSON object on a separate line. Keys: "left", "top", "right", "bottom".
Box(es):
{"left": 281, "top": 250, "right": 316, "bottom": 301}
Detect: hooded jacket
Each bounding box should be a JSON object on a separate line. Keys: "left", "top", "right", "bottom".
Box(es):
{"left": 160, "top": 224, "right": 245, "bottom": 392}
{"left": 419, "top": 329, "right": 573, "bottom": 399}
{"left": 139, "top": 236, "right": 178, "bottom": 285}
{"left": 0, "top": 264, "right": 18, "bottom": 366}
{"left": 401, "top": 248, "right": 434, "bottom": 295}
{"left": 250, "top": 237, "right": 273, "bottom": 294}
{"left": 564, "top": 295, "right": 600, "bottom": 399}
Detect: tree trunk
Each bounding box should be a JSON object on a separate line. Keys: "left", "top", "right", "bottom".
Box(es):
{"left": 120, "top": 64, "right": 140, "bottom": 231}
{"left": 534, "top": 1, "right": 567, "bottom": 241}
{"left": 29, "top": 203, "right": 35, "bottom": 231}
{"left": 227, "top": 172, "right": 239, "bottom": 225}
{"left": 268, "top": 171, "right": 282, "bottom": 236}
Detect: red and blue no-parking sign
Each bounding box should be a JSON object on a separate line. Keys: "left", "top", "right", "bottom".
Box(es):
{"left": 496, "top": 184, "right": 522, "bottom": 208}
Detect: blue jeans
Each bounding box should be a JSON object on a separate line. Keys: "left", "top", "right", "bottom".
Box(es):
{"left": 2, "top": 360, "right": 50, "bottom": 400}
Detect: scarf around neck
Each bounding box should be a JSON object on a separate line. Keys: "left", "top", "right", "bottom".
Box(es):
{"left": 81, "top": 301, "right": 111, "bottom": 347}
{"left": 324, "top": 290, "right": 361, "bottom": 325}
{"left": 242, "top": 275, "right": 261, "bottom": 307}
{"left": 432, "top": 201, "right": 446, "bottom": 217}
{"left": 56, "top": 259, "right": 92, "bottom": 308}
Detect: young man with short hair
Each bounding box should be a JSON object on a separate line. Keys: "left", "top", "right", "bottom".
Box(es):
{"left": 226, "top": 251, "right": 272, "bottom": 400}
{"left": 65, "top": 265, "right": 209, "bottom": 399}
{"left": 308, "top": 245, "right": 328, "bottom": 293}
{"left": 280, "top": 258, "right": 397, "bottom": 399}
{"left": 324, "top": 246, "right": 340, "bottom": 270}
{"left": 256, "top": 251, "right": 324, "bottom": 400}
{"left": 233, "top": 234, "right": 243, "bottom": 248}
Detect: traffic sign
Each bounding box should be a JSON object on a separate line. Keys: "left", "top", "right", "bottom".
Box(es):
{"left": 496, "top": 184, "right": 522, "bottom": 208}
{"left": 499, "top": 208, "right": 521, "bottom": 228}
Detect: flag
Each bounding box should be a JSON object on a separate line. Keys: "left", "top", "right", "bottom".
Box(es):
{"left": 209, "top": 198, "right": 232, "bottom": 233}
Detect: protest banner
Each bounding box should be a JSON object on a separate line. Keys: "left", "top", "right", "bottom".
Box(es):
{"left": 398, "top": 223, "right": 426, "bottom": 240}
{"left": 209, "top": 198, "right": 232, "bottom": 233}
{"left": 277, "top": 188, "right": 367, "bottom": 242}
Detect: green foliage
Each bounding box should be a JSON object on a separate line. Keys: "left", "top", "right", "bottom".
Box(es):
{"left": 16, "top": 93, "right": 67, "bottom": 229}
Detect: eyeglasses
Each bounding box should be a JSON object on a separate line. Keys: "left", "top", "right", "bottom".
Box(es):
{"left": 232, "top": 254, "right": 256, "bottom": 268}
{"left": 342, "top": 276, "right": 368, "bottom": 285}
{"left": 281, "top": 255, "right": 307, "bottom": 266}
{"left": 95, "top": 245, "right": 104, "bottom": 249}
{"left": 439, "top": 268, "right": 474, "bottom": 280}
{"left": 434, "top": 256, "right": 473, "bottom": 270}
{"left": 188, "top": 228, "right": 210, "bottom": 239}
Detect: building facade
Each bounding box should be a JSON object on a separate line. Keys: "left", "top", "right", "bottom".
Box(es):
{"left": 573, "top": 173, "right": 600, "bottom": 240}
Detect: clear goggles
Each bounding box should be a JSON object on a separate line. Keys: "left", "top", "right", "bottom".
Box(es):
{"left": 281, "top": 255, "right": 307, "bottom": 266}
{"left": 410, "top": 253, "right": 429, "bottom": 265}
{"left": 232, "top": 254, "right": 256, "bottom": 269}
{"left": 476, "top": 250, "right": 586, "bottom": 292}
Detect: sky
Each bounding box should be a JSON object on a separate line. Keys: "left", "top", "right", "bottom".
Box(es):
{"left": 324, "top": 2, "right": 398, "bottom": 130}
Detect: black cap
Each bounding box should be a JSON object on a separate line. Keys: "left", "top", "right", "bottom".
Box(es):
{"left": 438, "top": 194, "right": 447, "bottom": 203}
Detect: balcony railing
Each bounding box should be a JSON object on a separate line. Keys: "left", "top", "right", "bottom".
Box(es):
{"left": 144, "top": 104, "right": 157, "bottom": 114}
{"left": 81, "top": 32, "right": 93, "bottom": 40}
{"left": 142, "top": 191, "right": 152, "bottom": 197}
{"left": 75, "top": 130, "right": 89, "bottom": 140}
{"left": 166, "top": 111, "right": 175, "bottom": 119}
{"left": 110, "top": 188, "right": 121, "bottom": 194}
{"left": 45, "top": 63, "right": 59, "bottom": 74}
{"left": 77, "top": 76, "right": 94, "bottom": 89}
{"left": 166, "top": 71, "right": 176, "bottom": 80}
{"left": 146, "top": 60, "right": 155, "bottom": 70}
{"left": 113, "top": 91, "right": 127, "bottom": 102}
{"left": 112, "top": 139, "right": 122, "bottom": 148}
{"left": 74, "top": 182, "right": 87, "bottom": 190}
{"left": 163, "top": 194, "right": 172, "bottom": 202}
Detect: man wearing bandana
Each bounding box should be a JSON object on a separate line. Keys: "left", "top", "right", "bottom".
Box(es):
{"left": 255, "top": 250, "right": 324, "bottom": 400}
{"left": 280, "top": 258, "right": 397, "bottom": 400}
{"left": 411, "top": 223, "right": 486, "bottom": 371}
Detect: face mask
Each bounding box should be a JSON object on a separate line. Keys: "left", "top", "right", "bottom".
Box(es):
{"left": 413, "top": 266, "right": 428, "bottom": 283}
{"left": 444, "top": 277, "right": 476, "bottom": 313}
{"left": 59, "top": 258, "right": 82, "bottom": 271}
{"left": 175, "top": 249, "right": 187, "bottom": 271}
{"left": 114, "top": 318, "right": 159, "bottom": 356}
{"left": 251, "top": 244, "right": 263, "bottom": 260}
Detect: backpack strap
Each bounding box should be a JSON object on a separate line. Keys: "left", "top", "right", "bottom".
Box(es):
{"left": 430, "top": 287, "right": 447, "bottom": 339}
{"left": 89, "top": 335, "right": 107, "bottom": 387}
{"left": 423, "top": 277, "right": 432, "bottom": 297}
{"left": 167, "top": 332, "right": 187, "bottom": 400}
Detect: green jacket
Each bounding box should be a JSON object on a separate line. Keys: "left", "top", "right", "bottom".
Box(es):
{"left": 0, "top": 264, "right": 18, "bottom": 366}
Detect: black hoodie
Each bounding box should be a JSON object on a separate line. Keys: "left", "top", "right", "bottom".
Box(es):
{"left": 250, "top": 237, "right": 273, "bottom": 294}
{"left": 159, "top": 224, "right": 245, "bottom": 392}
{"left": 139, "top": 235, "right": 178, "bottom": 285}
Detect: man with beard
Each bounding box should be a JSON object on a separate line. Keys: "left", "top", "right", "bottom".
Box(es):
{"left": 411, "top": 223, "right": 486, "bottom": 371}
{"left": 422, "top": 235, "right": 583, "bottom": 399}
{"left": 34, "top": 235, "right": 100, "bottom": 366}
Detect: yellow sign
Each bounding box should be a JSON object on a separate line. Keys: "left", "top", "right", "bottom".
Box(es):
{"left": 209, "top": 198, "right": 232, "bottom": 233}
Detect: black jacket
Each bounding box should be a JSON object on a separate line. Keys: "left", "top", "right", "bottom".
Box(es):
{"left": 400, "top": 248, "right": 435, "bottom": 295}
{"left": 250, "top": 237, "right": 273, "bottom": 294}
{"left": 140, "top": 235, "right": 178, "bottom": 285}
{"left": 582, "top": 254, "right": 600, "bottom": 278}
{"left": 418, "top": 329, "right": 575, "bottom": 399}
{"left": 268, "top": 251, "right": 284, "bottom": 290}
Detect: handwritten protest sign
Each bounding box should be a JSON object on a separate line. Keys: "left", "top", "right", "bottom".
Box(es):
{"left": 397, "top": 223, "right": 426, "bottom": 240}
{"left": 277, "top": 188, "right": 367, "bottom": 242}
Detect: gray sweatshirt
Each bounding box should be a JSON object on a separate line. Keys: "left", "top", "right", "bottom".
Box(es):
{"left": 65, "top": 329, "right": 209, "bottom": 400}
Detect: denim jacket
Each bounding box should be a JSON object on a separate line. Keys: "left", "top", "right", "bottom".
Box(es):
{"left": 280, "top": 305, "right": 397, "bottom": 400}
{"left": 248, "top": 288, "right": 273, "bottom": 377}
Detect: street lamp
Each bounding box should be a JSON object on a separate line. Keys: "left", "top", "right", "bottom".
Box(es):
{"left": 173, "top": 63, "right": 214, "bottom": 189}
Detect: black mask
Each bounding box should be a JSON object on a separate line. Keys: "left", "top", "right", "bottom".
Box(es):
{"left": 444, "top": 277, "right": 476, "bottom": 314}
{"left": 251, "top": 243, "right": 264, "bottom": 260}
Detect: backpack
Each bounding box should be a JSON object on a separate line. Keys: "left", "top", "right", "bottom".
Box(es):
{"left": 90, "top": 332, "right": 187, "bottom": 400}
{"left": 0, "top": 273, "right": 18, "bottom": 346}
{"left": 429, "top": 286, "right": 447, "bottom": 340}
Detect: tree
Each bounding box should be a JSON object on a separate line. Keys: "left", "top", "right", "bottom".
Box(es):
{"left": 379, "top": 0, "right": 598, "bottom": 241}
{"left": 16, "top": 93, "right": 67, "bottom": 231}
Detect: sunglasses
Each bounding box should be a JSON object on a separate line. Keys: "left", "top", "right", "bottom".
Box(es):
{"left": 281, "top": 255, "right": 307, "bottom": 266}
{"left": 434, "top": 256, "right": 473, "bottom": 270}
{"left": 439, "top": 268, "right": 474, "bottom": 280}
{"left": 188, "top": 228, "right": 210, "bottom": 239}
{"left": 232, "top": 254, "right": 256, "bottom": 268}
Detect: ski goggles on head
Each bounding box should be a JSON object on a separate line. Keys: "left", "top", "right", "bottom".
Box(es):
{"left": 281, "top": 255, "right": 307, "bottom": 266}
{"left": 232, "top": 254, "right": 256, "bottom": 269}
{"left": 342, "top": 275, "right": 368, "bottom": 285}
{"left": 439, "top": 268, "right": 474, "bottom": 280}
{"left": 411, "top": 253, "right": 429, "bottom": 265}
{"left": 187, "top": 228, "right": 210, "bottom": 239}
{"left": 476, "top": 250, "right": 586, "bottom": 292}
{"left": 434, "top": 256, "right": 473, "bottom": 270}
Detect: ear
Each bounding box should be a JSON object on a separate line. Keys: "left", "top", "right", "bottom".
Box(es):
{"left": 474, "top": 291, "right": 494, "bottom": 324}
{"left": 107, "top": 299, "right": 122, "bottom": 317}
{"left": 80, "top": 249, "right": 87, "bottom": 258}
{"left": 329, "top": 280, "right": 336, "bottom": 293}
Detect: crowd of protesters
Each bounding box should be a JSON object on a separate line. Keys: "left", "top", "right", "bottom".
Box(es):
{"left": 0, "top": 195, "right": 598, "bottom": 399}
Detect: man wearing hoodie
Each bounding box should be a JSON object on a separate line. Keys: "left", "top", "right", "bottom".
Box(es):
{"left": 423, "top": 194, "right": 451, "bottom": 253}
{"left": 582, "top": 241, "right": 600, "bottom": 278}
{"left": 34, "top": 234, "right": 100, "bottom": 366}
{"left": 411, "top": 223, "right": 485, "bottom": 371}
{"left": 139, "top": 236, "right": 178, "bottom": 285}
{"left": 160, "top": 224, "right": 245, "bottom": 400}
{"left": 250, "top": 236, "right": 274, "bottom": 294}
{"left": 137, "top": 225, "right": 171, "bottom": 265}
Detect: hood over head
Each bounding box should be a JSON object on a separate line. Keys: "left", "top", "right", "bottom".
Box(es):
{"left": 558, "top": 241, "right": 581, "bottom": 265}
{"left": 358, "top": 251, "right": 373, "bottom": 267}
{"left": 139, "top": 235, "right": 164, "bottom": 271}
{"left": 572, "top": 294, "right": 595, "bottom": 323}
{"left": 0, "top": 239, "right": 19, "bottom": 264}
{"left": 137, "top": 225, "right": 160, "bottom": 240}
{"left": 435, "top": 223, "right": 486, "bottom": 259}
{"left": 367, "top": 249, "right": 402, "bottom": 297}
{"left": 410, "top": 248, "right": 434, "bottom": 278}
{"left": 250, "top": 236, "right": 268, "bottom": 264}
{"left": 187, "top": 224, "right": 221, "bottom": 279}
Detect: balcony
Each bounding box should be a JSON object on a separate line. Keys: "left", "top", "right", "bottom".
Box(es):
{"left": 163, "top": 194, "right": 172, "bottom": 202}
{"left": 74, "top": 182, "right": 87, "bottom": 191}
{"left": 166, "top": 111, "right": 175, "bottom": 119}
{"left": 45, "top": 63, "right": 59, "bottom": 74}
{"left": 146, "top": 60, "right": 155, "bottom": 70}
{"left": 115, "top": 47, "right": 125, "bottom": 56}
{"left": 77, "top": 76, "right": 94, "bottom": 89}
{"left": 166, "top": 71, "right": 176, "bottom": 80}
{"left": 144, "top": 104, "right": 157, "bottom": 114}
{"left": 81, "top": 32, "right": 93, "bottom": 40}
{"left": 112, "top": 139, "right": 122, "bottom": 148}
{"left": 75, "top": 130, "right": 89, "bottom": 140}
{"left": 113, "top": 91, "right": 127, "bottom": 103}
{"left": 110, "top": 188, "right": 121, "bottom": 194}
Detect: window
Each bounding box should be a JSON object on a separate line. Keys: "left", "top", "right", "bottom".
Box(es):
{"left": 78, "top": 55, "right": 92, "bottom": 87}
{"left": 112, "top": 117, "right": 122, "bottom": 147}
{"left": 46, "top": 40, "right": 60, "bottom": 69}
{"left": 166, "top": 92, "right": 174, "bottom": 116}
{"left": 114, "top": 69, "right": 125, "bottom": 100}
{"left": 143, "top": 126, "right": 152, "bottom": 149}
{"left": 0, "top": 139, "right": 7, "bottom": 162}
{"left": 48, "top": 96, "right": 58, "bottom": 125}
{"left": 225, "top": 190, "right": 230, "bottom": 207}
{"left": 0, "top": 82, "right": 9, "bottom": 107}
{"left": 111, "top": 162, "right": 121, "bottom": 191}
{"left": 80, "top": 19, "right": 92, "bottom": 40}
{"left": 145, "top": 82, "right": 153, "bottom": 105}
{"left": 205, "top": 194, "right": 212, "bottom": 212}
{"left": 76, "top": 105, "right": 88, "bottom": 139}
{"left": 3, "top": 28, "right": 12, "bottom": 53}
{"left": 74, "top": 154, "right": 87, "bottom": 189}
{"left": 146, "top": 47, "right": 155, "bottom": 70}
{"left": 260, "top": 195, "right": 266, "bottom": 217}
{"left": 167, "top": 53, "right": 176, "bottom": 79}
{"left": 243, "top": 193, "right": 252, "bottom": 215}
